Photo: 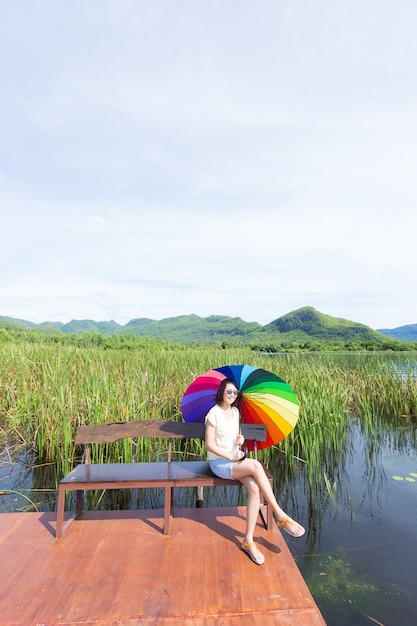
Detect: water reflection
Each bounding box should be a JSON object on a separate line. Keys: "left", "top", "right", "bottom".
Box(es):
{"left": 0, "top": 443, "right": 59, "bottom": 512}
{"left": 292, "top": 351, "right": 417, "bottom": 375}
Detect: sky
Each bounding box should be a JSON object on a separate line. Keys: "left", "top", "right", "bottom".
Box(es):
{"left": 1, "top": 1, "right": 416, "bottom": 330}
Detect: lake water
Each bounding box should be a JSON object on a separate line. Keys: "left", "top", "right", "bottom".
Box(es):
{"left": 287, "top": 416, "right": 417, "bottom": 626}
{"left": 1, "top": 353, "right": 417, "bottom": 625}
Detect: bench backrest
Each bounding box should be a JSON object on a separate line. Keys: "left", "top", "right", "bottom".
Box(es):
{"left": 75, "top": 419, "right": 267, "bottom": 462}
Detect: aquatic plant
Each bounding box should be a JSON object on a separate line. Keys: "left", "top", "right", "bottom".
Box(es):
{"left": 1, "top": 344, "right": 416, "bottom": 480}
{"left": 305, "top": 548, "right": 413, "bottom": 624}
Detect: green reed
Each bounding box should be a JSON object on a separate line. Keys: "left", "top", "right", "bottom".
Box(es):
{"left": 1, "top": 344, "right": 416, "bottom": 479}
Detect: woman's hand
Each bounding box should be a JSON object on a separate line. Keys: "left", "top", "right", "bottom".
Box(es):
{"left": 231, "top": 449, "right": 246, "bottom": 461}
{"left": 235, "top": 434, "right": 245, "bottom": 447}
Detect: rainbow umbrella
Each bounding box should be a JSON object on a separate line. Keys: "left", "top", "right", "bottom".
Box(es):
{"left": 181, "top": 364, "right": 299, "bottom": 450}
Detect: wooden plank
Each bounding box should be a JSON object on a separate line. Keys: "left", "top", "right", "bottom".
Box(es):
{"left": 241, "top": 423, "right": 267, "bottom": 442}
{"left": 60, "top": 460, "right": 238, "bottom": 485}
{"left": 59, "top": 461, "right": 271, "bottom": 495}
{"left": 0, "top": 509, "right": 325, "bottom": 625}
{"left": 75, "top": 419, "right": 207, "bottom": 443}
{"left": 75, "top": 420, "right": 267, "bottom": 444}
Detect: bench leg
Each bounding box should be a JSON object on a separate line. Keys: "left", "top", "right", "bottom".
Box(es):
{"left": 259, "top": 502, "right": 273, "bottom": 530}
{"left": 56, "top": 488, "right": 84, "bottom": 539}
{"left": 267, "top": 501, "right": 273, "bottom": 530}
{"left": 76, "top": 490, "right": 84, "bottom": 516}
{"left": 259, "top": 474, "right": 274, "bottom": 530}
{"left": 56, "top": 485, "right": 66, "bottom": 539}
{"left": 196, "top": 486, "right": 204, "bottom": 508}
{"left": 163, "top": 487, "right": 172, "bottom": 535}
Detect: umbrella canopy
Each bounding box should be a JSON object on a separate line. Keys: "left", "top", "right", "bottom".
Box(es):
{"left": 181, "top": 364, "right": 299, "bottom": 450}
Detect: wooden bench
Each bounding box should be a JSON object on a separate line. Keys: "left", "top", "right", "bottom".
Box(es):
{"left": 56, "top": 419, "right": 273, "bottom": 538}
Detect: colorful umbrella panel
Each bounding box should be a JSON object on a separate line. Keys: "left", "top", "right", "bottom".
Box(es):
{"left": 181, "top": 364, "right": 299, "bottom": 450}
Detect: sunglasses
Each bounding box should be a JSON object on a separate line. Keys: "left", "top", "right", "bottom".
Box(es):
{"left": 225, "top": 390, "right": 239, "bottom": 396}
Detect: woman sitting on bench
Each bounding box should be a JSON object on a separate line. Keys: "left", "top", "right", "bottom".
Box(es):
{"left": 205, "top": 378, "right": 305, "bottom": 565}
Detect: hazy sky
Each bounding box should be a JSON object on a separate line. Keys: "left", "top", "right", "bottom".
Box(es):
{"left": 1, "top": 1, "right": 416, "bottom": 329}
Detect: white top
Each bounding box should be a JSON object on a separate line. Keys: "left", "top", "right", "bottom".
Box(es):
{"left": 205, "top": 405, "right": 240, "bottom": 461}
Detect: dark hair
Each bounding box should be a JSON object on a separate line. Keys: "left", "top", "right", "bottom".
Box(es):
{"left": 215, "top": 378, "right": 240, "bottom": 405}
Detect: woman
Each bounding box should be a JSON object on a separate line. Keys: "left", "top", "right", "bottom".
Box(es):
{"left": 205, "top": 378, "right": 305, "bottom": 565}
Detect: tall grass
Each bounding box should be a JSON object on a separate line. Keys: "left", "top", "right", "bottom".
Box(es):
{"left": 1, "top": 344, "right": 416, "bottom": 480}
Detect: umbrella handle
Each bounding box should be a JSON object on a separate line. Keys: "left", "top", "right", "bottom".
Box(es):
{"left": 237, "top": 421, "right": 247, "bottom": 459}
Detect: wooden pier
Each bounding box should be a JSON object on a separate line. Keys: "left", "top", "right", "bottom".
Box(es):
{"left": 0, "top": 507, "right": 325, "bottom": 625}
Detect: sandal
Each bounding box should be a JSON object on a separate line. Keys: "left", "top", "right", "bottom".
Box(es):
{"left": 241, "top": 541, "right": 265, "bottom": 565}
{"left": 278, "top": 516, "right": 305, "bottom": 537}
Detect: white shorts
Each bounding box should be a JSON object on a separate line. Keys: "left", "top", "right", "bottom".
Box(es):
{"left": 209, "top": 458, "right": 235, "bottom": 480}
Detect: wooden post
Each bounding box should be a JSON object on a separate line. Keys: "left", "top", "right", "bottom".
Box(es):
{"left": 196, "top": 486, "right": 204, "bottom": 507}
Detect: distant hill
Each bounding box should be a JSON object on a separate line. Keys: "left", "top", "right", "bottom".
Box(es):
{"left": 377, "top": 324, "right": 417, "bottom": 342}
{"left": 1, "top": 307, "right": 414, "bottom": 350}
{"left": 37, "top": 319, "right": 124, "bottom": 335}
{"left": 0, "top": 316, "right": 37, "bottom": 331}
{"left": 124, "top": 314, "right": 262, "bottom": 342}
{"left": 264, "top": 308, "right": 378, "bottom": 340}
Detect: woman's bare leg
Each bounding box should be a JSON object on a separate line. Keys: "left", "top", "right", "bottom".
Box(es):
{"left": 232, "top": 458, "right": 305, "bottom": 537}
{"left": 240, "top": 475, "right": 261, "bottom": 542}
{"left": 238, "top": 475, "right": 265, "bottom": 564}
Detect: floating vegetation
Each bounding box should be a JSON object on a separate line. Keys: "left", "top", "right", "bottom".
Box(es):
{"left": 306, "top": 548, "right": 413, "bottom": 624}
{"left": 392, "top": 473, "right": 417, "bottom": 482}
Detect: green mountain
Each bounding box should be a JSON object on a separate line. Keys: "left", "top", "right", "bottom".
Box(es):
{"left": 125, "top": 314, "right": 262, "bottom": 342}
{"left": 0, "top": 316, "right": 37, "bottom": 331}
{"left": 1, "top": 307, "right": 413, "bottom": 351}
{"left": 246, "top": 307, "right": 406, "bottom": 350}
{"left": 36, "top": 319, "right": 123, "bottom": 335}
{"left": 264, "top": 308, "right": 378, "bottom": 339}
{"left": 378, "top": 324, "right": 417, "bottom": 342}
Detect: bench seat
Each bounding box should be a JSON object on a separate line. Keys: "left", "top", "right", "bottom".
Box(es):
{"left": 61, "top": 460, "right": 239, "bottom": 486}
